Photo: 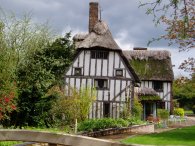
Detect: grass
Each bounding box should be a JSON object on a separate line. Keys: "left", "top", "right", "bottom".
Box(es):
{"left": 122, "top": 126, "right": 195, "bottom": 145}
{"left": 0, "top": 141, "right": 22, "bottom": 146}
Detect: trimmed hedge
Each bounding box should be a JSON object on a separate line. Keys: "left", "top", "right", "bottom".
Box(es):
{"left": 78, "top": 117, "right": 143, "bottom": 132}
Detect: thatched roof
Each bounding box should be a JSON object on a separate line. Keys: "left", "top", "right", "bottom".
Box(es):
{"left": 138, "top": 87, "right": 161, "bottom": 101}
{"left": 138, "top": 87, "right": 158, "bottom": 96}
{"left": 123, "top": 50, "right": 174, "bottom": 81}
{"left": 73, "top": 21, "right": 121, "bottom": 50}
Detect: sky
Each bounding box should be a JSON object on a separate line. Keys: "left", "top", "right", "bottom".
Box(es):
{"left": 0, "top": 0, "right": 194, "bottom": 78}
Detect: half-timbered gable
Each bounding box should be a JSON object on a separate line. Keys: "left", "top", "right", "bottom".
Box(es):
{"left": 123, "top": 48, "right": 174, "bottom": 119}
{"left": 64, "top": 2, "right": 140, "bottom": 119}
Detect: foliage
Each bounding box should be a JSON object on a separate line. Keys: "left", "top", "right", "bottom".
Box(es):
{"left": 140, "top": 0, "right": 195, "bottom": 73}
{"left": 122, "top": 126, "right": 195, "bottom": 145}
{"left": 173, "top": 108, "right": 184, "bottom": 117}
{"left": 16, "top": 33, "right": 75, "bottom": 127}
{"left": 78, "top": 118, "right": 133, "bottom": 132}
{"left": 0, "top": 11, "right": 55, "bottom": 126}
{"left": 120, "top": 97, "right": 131, "bottom": 119}
{"left": 192, "top": 105, "right": 195, "bottom": 114}
{"left": 50, "top": 86, "right": 96, "bottom": 127}
{"left": 126, "top": 117, "right": 145, "bottom": 125}
{"left": 157, "top": 109, "right": 169, "bottom": 120}
{"left": 0, "top": 17, "right": 17, "bottom": 122}
{"left": 0, "top": 11, "right": 53, "bottom": 64}
{"left": 140, "top": 0, "right": 194, "bottom": 51}
{"left": 173, "top": 75, "right": 195, "bottom": 110}
{"left": 132, "top": 97, "right": 143, "bottom": 118}
{"left": 0, "top": 141, "right": 22, "bottom": 146}
{"left": 140, "top": 95, "right": 161, "bottom": 101}
{"left": 179, "top": 58, "right": 195, "bottom": 74}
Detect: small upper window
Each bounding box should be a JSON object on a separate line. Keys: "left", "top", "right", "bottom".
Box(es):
{"left": 116, "top": 69, "right": 123, "bottom": 77}
{"left": 153, "top": 81, "right": 163, "bottom": 92}
{"left": 94, "top": 79, "right": 108, "bottom": 89}
{"left": 91, "top": 51, "right": 108, "bottom": 59}
{"left": 74, "top": 68, "right": 82, "bottom": 76}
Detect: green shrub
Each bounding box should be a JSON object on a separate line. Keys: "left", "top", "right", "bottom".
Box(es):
{"left": 127, "top": 117, "right": 144, "bottom": 125}
{"left": 132, "top": 97, "right": 143, "bottom": 118}
{"left": 157, "top": 109, "right": 169, "bottom": 120}
{"left": 174, "top": 108, "right": 184, "bottom": 117}
{"left": 78, "top": 117, "right": 143, "bottom": 132}
{"left": 192, "top": 105, "right": 195, "bottom": 114}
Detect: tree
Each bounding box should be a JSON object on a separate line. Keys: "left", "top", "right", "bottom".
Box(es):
{"left": 173, "top": 74, "right": 195, "bottom": 110}
{"left": 140, "top": 0, "right": 194, "bottom": 73}
{"left": 16, "top": 34, "right": 75, "bottom": 127}
{"left": 0, "top": 11, "right": 55, "bottom": 126}
{"left": 0, "top": 20, "right": 17, "bottom": 122}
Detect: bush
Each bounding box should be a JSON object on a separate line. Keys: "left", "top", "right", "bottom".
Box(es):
{"left": 157, "top": 109, "right": 169, "bottom": 120}
{"left": 126, "top": 117, "right": 144, "bottom": 125}
{"left": 132, "top": 97, "right": 143, "bottom": 118}
{"left": 78, "top": 118, "right": 133, "bottom": 132}
{"left": 192, "top": 105, "right": 195, "bottom": 114}
{"left": 174, "top": 108, "right": 184, "bottom": 117}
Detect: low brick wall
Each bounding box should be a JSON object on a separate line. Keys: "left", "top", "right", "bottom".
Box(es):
{"left": 81, "top": 124, "right": 154, "bottom": 137}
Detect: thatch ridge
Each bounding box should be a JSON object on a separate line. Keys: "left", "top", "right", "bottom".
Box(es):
{"left": 74, "top": 21, "right": 121, "bottom": 51}
{"left": 123, "top": 50, "right": 171, "bottom": 60}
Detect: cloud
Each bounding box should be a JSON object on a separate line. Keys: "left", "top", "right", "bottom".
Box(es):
{"left": 0, "top": 0, "right": 194, "bottom": 77}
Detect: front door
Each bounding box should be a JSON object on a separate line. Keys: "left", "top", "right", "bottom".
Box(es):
{"left": 145, "top": 102, "right": 153, "bottom": 118}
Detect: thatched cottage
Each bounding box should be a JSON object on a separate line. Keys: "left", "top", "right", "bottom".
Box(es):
{"left": 124, "top": 49, "right": 174, "bottom": 119}
{"left": 64, "top": 2, "right": 174, "bottom": 119}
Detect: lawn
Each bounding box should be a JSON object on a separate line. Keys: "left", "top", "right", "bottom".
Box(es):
{"left": 0, "top": 141, "right": 22, "bottom": 146}
{"left": 122, "top": 126, "right": 195, "bottom": 145}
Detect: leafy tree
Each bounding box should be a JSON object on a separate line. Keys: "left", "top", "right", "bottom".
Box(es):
{"left": 0, "top": 20, "right": 17, "bottom": 122}
{"left": 0, "top": 11, "right": 55, "bottom": 126}
{"left": 140, "top": 0, "right": 194, "bottom": 73}
{"left": 173, "top": 74, "right": 195, "bottom": 110}
{"left": 16, "top": 34, "right": 75, "bottom": 127}
{"left": 140, "top": 0, "right": 194, "bottom": 50}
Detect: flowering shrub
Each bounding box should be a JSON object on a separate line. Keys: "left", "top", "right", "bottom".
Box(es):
{"left": 0, "top": 82, "right": 17, "bottom": 120}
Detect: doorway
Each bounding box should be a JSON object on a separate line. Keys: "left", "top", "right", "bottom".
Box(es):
{"left": 103, "top": 102, "right": 110, "bottom": 117}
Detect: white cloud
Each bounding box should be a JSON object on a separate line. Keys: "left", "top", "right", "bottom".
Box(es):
{"left": 1, "top": 0, "right": 194, "bottom": 78}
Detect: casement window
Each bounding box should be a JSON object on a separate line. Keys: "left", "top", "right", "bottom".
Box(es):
{"left": 91, "top": 51, "right": 109, "bottom": 59}
{"left": 74, "top": 67, "right": 82, "bottom": 76}
{"left": 94, "top": 79, "right": 108, "bottom": 89}
{"left": 115, "top": 69, "right": 123, "bottom": 77}
{"left": 153, "top": 81, "right": 163, "bottom": 92}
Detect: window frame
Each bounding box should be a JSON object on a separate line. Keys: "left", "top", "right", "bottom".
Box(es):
{"left": 115, "top": 69, "right": 123, "bottom": 77}
{"left": 153, "top": 81, "right": 163, "bottom": 92}
{"left": 91, "top": 51, "right": 109, "bottom": 59}
{"left": 74, "top": 67, "right": 82, "bottom": 76}
{"left": 94, "top": 79, "right": 108, "bottom": 90}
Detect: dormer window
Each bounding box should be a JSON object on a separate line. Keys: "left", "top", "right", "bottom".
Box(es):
{"left": 115, "top": 69, "right": 123, "bottom": 77}
{"left": 91, "top": 51, "right": 108, "bottom": 59}
{"left": 153, "top": 81, "right": 163, "bottom": 92}
{"left": 74, "top": 68, "right": 82, "bottom": 76}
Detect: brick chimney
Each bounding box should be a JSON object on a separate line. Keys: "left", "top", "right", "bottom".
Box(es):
{"left": 89, "top": 2, "right": 99, "bottom": 33}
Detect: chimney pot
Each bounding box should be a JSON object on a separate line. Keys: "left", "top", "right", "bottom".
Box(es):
{"left": 89, "top": 2, "right": 99, "bottom": 33}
